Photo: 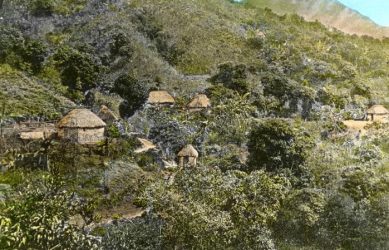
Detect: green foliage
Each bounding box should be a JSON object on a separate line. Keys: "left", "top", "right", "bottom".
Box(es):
{"left": 210, "top": 63, "right": 250, "bottom": 94}
{"left": 53, "top": 46, "right": 100, "bottom": 100}
{"left": 316, "top": 192, "right": 389, "bottom": 249}
{"left": 136, "top": 10, "right": 184, "bottom": 65}
{"left": 110, "top": 32, "right": 133, "bottom": 57}
{"left": 21, "top": 39, "right": 48, "bottom": 74}
{"left": 155, "top": 32, "right": 184, "bottom": 66}
{"left": 102, "top": 216, "right": 163, "bottom": 250}
{"left": 274, "top": 188, "right": 326, "bottom": 244}
{"left": 248, "top": 119, "right": 314, "bottom": 177}
{"left": 0, "top": 26, "right": 47, "bottom": 74}
{"left": 30, "top": 0, "right": 55, "bottom": 16}
{"left": 113, "top": 74, "right": 149, "bottom": 118}
{"left": 0, "top": 174, "right": 99, "bottom": 249}
{"left": 207, "top": 89, "right": 255, "bottom": 145}
{"left": 139, "top": 168, "right": 289, "bottom": 249}
{"left": 0, "top": 26, "right": 23, "bottom": 63}
{"left": 107, "top": 124, "right": 120, "bottom": 138}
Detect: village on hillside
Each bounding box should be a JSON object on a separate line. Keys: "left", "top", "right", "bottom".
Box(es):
{"left": 0, "top": 91, "right": 213, "bottom": 169}
{"left": 1, "top": 86, "right": 387, "bottom": 170}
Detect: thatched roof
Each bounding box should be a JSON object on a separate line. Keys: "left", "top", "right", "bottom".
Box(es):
{"left": 20, "top": 131, "right": 45, "bottom": 140}
{"left": 134, "top": 138, "right": 156, "bottom": 153}
{"left": 188, "top": 94, "right": 211, "bottom": 109}
{"left": 367, "top": 105, "right": 389, "bottom": 115}
{"left": 147, "top": 91, "right": 175, "bottom": 104}
{"left": 177, "top": 144, "right": 199, "bottom": 157}
{"left": 57, "top": 109, "right": 106, "bottom": 128}
{"left": 98, "top": 105, "right": 119, "bottom": 122}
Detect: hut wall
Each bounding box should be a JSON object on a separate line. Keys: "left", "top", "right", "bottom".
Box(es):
{"left": 58, "top": 128, "right": 79, "bottom": 142}
{"left": 179, "top": 156, "right": 197, "bottom": 167}
{"left": 77, "top": 127, "right": 105, "bottom": 144}
{"left": 369, "top": 114, "right": 389, "bottom": 121}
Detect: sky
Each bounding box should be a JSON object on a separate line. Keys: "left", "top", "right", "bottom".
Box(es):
{"left": 337, "top": 0, "right": 389, "bottom": 26}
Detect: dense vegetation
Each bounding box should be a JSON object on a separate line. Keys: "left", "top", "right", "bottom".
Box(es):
{"left": 0, "top": 0, "right": 389, "bottom": 249}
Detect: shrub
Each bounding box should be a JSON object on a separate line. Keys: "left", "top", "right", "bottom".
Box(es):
{"left": 0, "top": 26, "right": 24, "bottom": 63}
{"left": 102, "top": 216, "right": 163, "bottom": 250}
{"left": 53, "top": 46, "right": 101, "bottom": 99}
{"left": 113, "top": 74, "right": 149, "bottom": 118}
{"left": 210, "top": 63, "right": 249, "bottom": 94}
{"left": 247, "top": 119, "right": 314, "bottom": 177}
{"left": 22, "top": 39, "right": 48, "bottom": 73}
{"left": 0, "top": 175, "right": 99, "bottom": 249}
{"left": 110, "top": 32, "right": 133, "bottom": 57}
{"left": 30, "top": 0, "right": 55, "bottom": 16}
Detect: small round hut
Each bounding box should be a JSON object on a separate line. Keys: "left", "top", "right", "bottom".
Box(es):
{"left": 187, "top": 94, "right": 211, "bottom": 112}
{"left": 366, "top": 105, "right": 389, "bottom": 122}
{"left": 177, "top": 144, "right": 199, "bottom": 167}
{"left": 57, "top": 109, "right": 106, "bottom": 144}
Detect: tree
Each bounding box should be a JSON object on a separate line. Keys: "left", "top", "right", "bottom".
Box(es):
{"left": 247, "top": 119, "right": 313, "bottom": 177}
{"left": 113, "top": 74, "right": 149, "bottom": 118}
{"left": 274, "top": 188, "right": 326, "bottom": 245}
{"left": 22, "top": 39, "right": 48, "bottom": 73}
{"left": 0, "top": 25, "right": 24, "bottom": 63}
{"left": 53, "top": 46, "right": 101, "bottom": 100}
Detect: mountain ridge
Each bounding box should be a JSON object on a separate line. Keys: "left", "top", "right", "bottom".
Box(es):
{"left": 246, "top": 0, "right": 389, "bottom": 38}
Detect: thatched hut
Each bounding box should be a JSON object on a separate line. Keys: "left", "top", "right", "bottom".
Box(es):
{"left": 147, "top": 91, "right": 175, "bottom": 106}
{"left": 366, "top": 105, "right": 389, "bottom": 122}
{"left": 187, "top": 94, "right": 211, "bottom": 112}
{"left": 57, "top": 109, "right": 106, "bottom": 144}
{"left": 98, "top": 105, "right": 119, "bottom": 124}
{"left": 177, "top": 144, "right": 198, "bottom": 167}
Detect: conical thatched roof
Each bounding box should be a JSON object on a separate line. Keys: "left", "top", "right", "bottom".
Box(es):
{"left": 188, "top": 94, "right": 211, "bottom": 109}
{"left": 98, "top": 105, "right": 119, "bottom": 122}
{"left": 177, "top": 144, "right": 199, "bottom": 157}
{"left": 367, "top": 105, "right": 389, "bottom": 115}
{"left": 147, "top": 91, "right": 175, "bottom": 104}
{"left": 57, "top": 109, "right": 106, "bottom": 128}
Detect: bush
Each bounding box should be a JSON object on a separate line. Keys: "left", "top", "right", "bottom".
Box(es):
{"left": 113, "top": 74, "right": 149, "bottom": 118}
{"left": 31, "top": 0, "right": 55, "bottom": 16}
{"left": 102, "top": 216, "right": 163, "bottom": 250}
{"left": 110, "top": 32, "right": 133, "bottom": 57}
{"left": 247, "top": 119, "right": 314, "bottom": 177}
{"left": 0, "top": 175, "right": 99, "bottom": 249}
{"left": 53, "top": 46, "right": 101, "bottom": 99}
{"left": 210, "top": 63, "right": 249, "bottom": 94}
{"left": 0, "top": 26, "right": 24, "bottom": 63}
{"left": 22, "top": 39, "right": 48, "bottom": 73}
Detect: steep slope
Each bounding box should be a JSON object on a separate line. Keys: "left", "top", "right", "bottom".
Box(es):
{"left": 0, "top": 65, "right": 74, "bottom": 118}
{"left": 0, "top": 0, "right": 389, "bottom": 119}
{"left": 246, "top": 0, "right": 389, "bottom": 38}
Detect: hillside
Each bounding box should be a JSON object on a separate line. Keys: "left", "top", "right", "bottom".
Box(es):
{"left": 1, "top": 0, "right": 389, "bottom": 119}
{"left": 0, "top": 0, "right": 389, "bottom": 249}
{"left": 246, "top": 0, "right": 389, "bottom": 38}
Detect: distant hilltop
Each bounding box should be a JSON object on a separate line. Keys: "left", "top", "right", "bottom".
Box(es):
{"left": 245, "top": 0, "right": 389, "bottom": 38}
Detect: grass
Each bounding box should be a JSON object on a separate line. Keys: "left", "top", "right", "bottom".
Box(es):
{"left": 0, "top": 64, "right": 73, "bottom": 118}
